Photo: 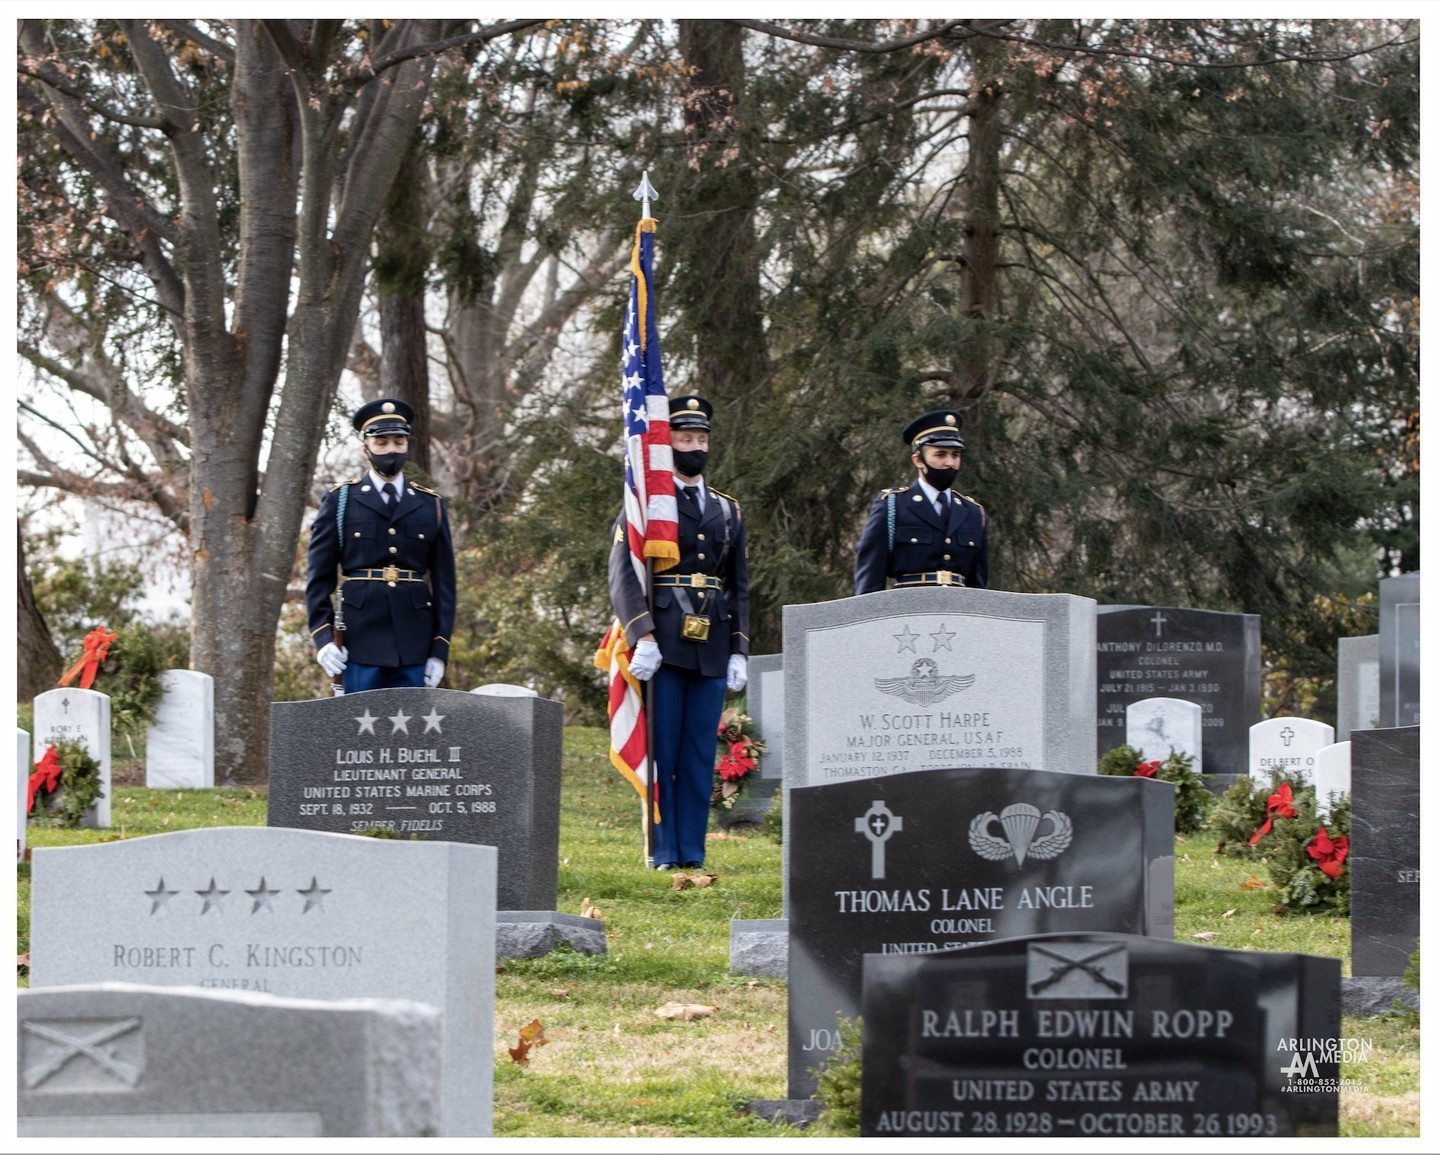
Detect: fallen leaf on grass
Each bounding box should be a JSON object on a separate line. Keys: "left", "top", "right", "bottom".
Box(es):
{"left": 1253, "top": 925, "right": 1267, "bottom": 936}
{"left": 1191, "top": 931, "right": 1218, "bottom": 941}
{"left": 579, "top": 897, "right": 603, "bottom": 919}
{"left": 1222, "top": 908, "right": 1237, "bottom": 919}
{"left": 672, "top": 871, "right": 718, "bottom": 890}
{"left": 653, "top": 1002, "right": 718, "bottom": 1021}
{"left": 1239, "top": 875, "right": 1272, "bottom": 890}
{"left": 507, "top": 1018, "right": 549, "bottom": 1065}
{"left": 551, "top": 987, "right": 572, "bottom": 999}
{"left": 706, "top": 831, "right": 732, "bottom": 841}
{"left": 17, "top": 952, "right": 30, "bottom": 970}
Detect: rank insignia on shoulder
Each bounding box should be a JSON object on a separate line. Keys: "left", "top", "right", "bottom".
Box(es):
{"left": 411, "top": 481, "right": 440, "bottom": 496}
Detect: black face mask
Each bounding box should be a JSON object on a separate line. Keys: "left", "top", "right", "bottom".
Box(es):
{"left": 920, "top": 463, "right": 959, "bottom": 491}
{"left": 367, "top": 450, "right": 407, "bottom": 478}
{"left": 673, "top": 448, "right": 709, "bottom": 477}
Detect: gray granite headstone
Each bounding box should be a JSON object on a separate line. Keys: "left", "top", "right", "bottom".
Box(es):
{"left": 862, "top": 933, "right": 1340, "bottom": 1137}
{"left": 268, "top": 688, "right": 559, "bottom": 912}
{"left": 1349, "top": 726, "right": 1419, "bottom": 979}
{"left": 19, "top": 983, "right": 442, "bottom": 1137}
{"left": 1378, "top": 574, "right": 1419, "bottom": 727}
{"left": 1247, "top": 717, "right": 1335, "bottom": 785}
{"left": 470, "top": 683, "right": 538, "bottom": 697}
{"left": 719, "top": 652, "right": 783, "bottom": 828}
{"left": 1312, "top": 742, "right": 1350, "bottom": 818}
{"left": 146, "top": 670, "right": 215, "bottom": 789}
{"left": 18, "top": 727, "right": 30, "bottom": 862}
{"left": 787, "top": 765, "right": 1173, "bottom": 1099}
{"left": 1097, "top": 605, "right": 1261, "bottom": 779}
{"left": 1336, "top": 635, "right": 1380, "bottom": 742}
{"left": 1125, "top": 697, "right": 1203, "bottom": 766}
{"left": 28, "top": 826, "right": 496, "bottom": 1136}
{"left": 31, "top": 687, "right": 111, "bottom": 827}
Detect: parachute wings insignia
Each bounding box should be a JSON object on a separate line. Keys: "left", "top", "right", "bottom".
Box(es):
{"left": 968, "top": 803, "right": 1073, "bottom": 866}
{"left": 873, "top": 657, "right": 975, "bottom": 706}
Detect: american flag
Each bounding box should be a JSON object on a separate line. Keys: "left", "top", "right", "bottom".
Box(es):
{"left": 596, "top": 218, "right": 678, "bottom": 809}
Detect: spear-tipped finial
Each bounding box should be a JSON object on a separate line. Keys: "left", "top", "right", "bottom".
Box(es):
{"left": 633, "top": 170, "right": 658, "bottom": 218}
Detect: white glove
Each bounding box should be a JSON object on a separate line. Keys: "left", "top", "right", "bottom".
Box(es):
{"left": 317, "top": 642, "right": 348, "bottom": 677}
{"left": 424, "top": 658, "right": 446, "bottom": 688}
{"left": 726, "top": 653, "right": 748, "bottom": 693}
{"left": 629, "top": 639, "right": 662, "bottom": 681}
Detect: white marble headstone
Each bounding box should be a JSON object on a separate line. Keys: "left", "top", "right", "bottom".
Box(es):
{"left": 1313, "top": 741, "right": 1352, "bottom": 818}
{"left": 18, "top": 727, "right": 30, "bottom": 862}
{"left": 146, "top": 670, "right": 215, "bottom": 789}
{"left": 1125, "top": 696, "right": 1203, "bottom": 766}
{"left": 31, "top": 687, "right": 111, "bottom": 827}
{"left": 1247, "top": 716, "right": 1335, "bottom": 785}
{"left": 28, "top": 826, "right": 495, "bottom": 1136}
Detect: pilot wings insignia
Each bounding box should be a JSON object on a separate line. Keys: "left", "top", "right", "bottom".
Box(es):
{"left": 969, "top": 803, "right": 1073, "bottom": 866}
{"left": 874, "top": 658, "right": 975, "bottom": 706}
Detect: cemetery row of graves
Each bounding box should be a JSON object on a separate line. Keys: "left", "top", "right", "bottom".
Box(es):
{"left": 17, "top": 581, "right": 1419, "bottom": 1138}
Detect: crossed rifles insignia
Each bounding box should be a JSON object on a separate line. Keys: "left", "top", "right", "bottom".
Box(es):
{"left": 1026, "top": 942, "right": 1129, "bottom": 999}
{"left": 22, "top": 1017, "right": 143, "bottom": 1088}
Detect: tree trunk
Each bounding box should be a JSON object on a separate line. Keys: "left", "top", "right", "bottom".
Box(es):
{"left": 674, "top": 20, "right": 767, "bottom": 418}
{"left": 18, "top": 525, "right": 64, "bottom": 701}
{"left": 955, "top": 39, "right": 1006, "bottom": 404}
{"left": 377, "top": 137, "right": 432, "bottom": 473}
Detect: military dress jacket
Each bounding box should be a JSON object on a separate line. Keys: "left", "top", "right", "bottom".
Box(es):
{"left": 608, "top": 485, "right": 750, "bottom": 679}
{"left": 306, "top": 477, "right": 457, "bottom": 668}
{"left": 853, "top": 480, "right": 988, "bottom": 594}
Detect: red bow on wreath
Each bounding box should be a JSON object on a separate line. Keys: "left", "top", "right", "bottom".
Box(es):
{"left": 58, "top": 625, "right": 119, "bottom": 690}
{"left": 717, "top": 741, "right": 757, "bottom": 782}
{"left": 1134, "top": 759, "right": 1162, "bottom": 778}
{"left": 1307, "top": 825, "right": 1350, "bottom": 880}
{"left": 1248, "top": 781, "right": 1298, "bottom": 845}
{"left": 27, "top": 745, "right": 63, "bottom": 813}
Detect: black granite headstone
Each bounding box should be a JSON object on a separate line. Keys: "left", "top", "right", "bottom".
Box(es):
{"left": 787, "top": 766, "right": 1174, "bottom": 1099}
{"left": 1378, "top": 574, "right": 1420, "bottom": 728}
{"left": 1349, "top": 725, "right": 1419, "bottom": 977}
{"left": 268, "top": 688, "right": 561, "bottom": 911}
{"left": 1096, "top": 606, "right": 1261, "bottom": 778}
{"left": 861, "top": 932, "right": 1340, "bottom": 1138}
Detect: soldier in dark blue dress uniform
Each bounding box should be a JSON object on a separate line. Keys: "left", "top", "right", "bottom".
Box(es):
{"left": 306, "top": 398, "right": 457, "bottom": 694}
{"left": 854, "top": 409, "right": 988, "bottom": 594}
{"left": 608, "top": 394, "right": 751, "bottom": 870}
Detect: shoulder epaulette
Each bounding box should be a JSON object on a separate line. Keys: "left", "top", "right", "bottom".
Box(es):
{"left": 330, "top": 477, "right": 361, "bottom": 492}
{"left": 411, "top": 481, "right": 442, "bottom": 496}
{"left": 956, "top": 491, "right": 984, "bottom": 510}
{"left": 710, "top": 486, "right": 741, "bottom": 513}
{"left": 882, "top": 485, "right": 908, "bottom": 495}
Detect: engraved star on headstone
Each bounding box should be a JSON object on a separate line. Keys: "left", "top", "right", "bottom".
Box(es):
{"left": 245, "top": 876, "right": 281, "bottom": 914}
{"left": 144, "top": 877, "right": 179, "bottom": 915}
{"left": 388, "top": 709, "right": 412, "bottom": 734}
{"left": 893, "top": 625, "right": 920, "bottom": 653}
{"left": 298, "top": 876, "right": 332, "bottom": 914}
{"left": 354, "top": 709, "right": 379, "bottom": 735}
{"left": 196, "top": 877, "right": 230, "bottom": 915}
{"left": 422, "top": 708, "right": 445, "bottom": 734}
{"left": 930, "top": 622, "right": 956, "bottom": 651}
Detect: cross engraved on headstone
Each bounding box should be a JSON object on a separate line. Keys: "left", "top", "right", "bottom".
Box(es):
{"left": 1280, "top": 726, "right": 1295, "bottom": 746}
{"left": 22, "top": 1018, "right": 143, "bottom": 1088}
{"left": 1150, "top": 611, "right": 1168, "bottom": 637}
{"left": 854, "top": 800, "right": 903, "bottom": 880}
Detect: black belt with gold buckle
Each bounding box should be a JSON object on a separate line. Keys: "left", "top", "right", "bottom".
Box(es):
{"left": 344, "top": 567, "right": 425, "bottom": 585}
{"left": 653, "top": 573, "right": 724, "bottom": 591}
{"left": 894, "top": 570, "right": 966, "bottom": 587}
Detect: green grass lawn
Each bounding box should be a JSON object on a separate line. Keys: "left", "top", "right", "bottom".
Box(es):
{"left": 18, "top": 726, "right": 1418, "bottom": 1138}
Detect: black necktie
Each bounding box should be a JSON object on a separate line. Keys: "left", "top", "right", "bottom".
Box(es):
{"left": 382, "top": 482, "right": 398, "bottom": 519}
{"left": 682, "top": 485, "right": 699, "bottom": 510}
{"left": 937, "top": 490, "right": 949, "bottom": 517}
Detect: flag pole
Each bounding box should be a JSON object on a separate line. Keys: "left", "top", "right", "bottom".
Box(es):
{"left": 635, "top": 170, "right": 659, "bottom": 868}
